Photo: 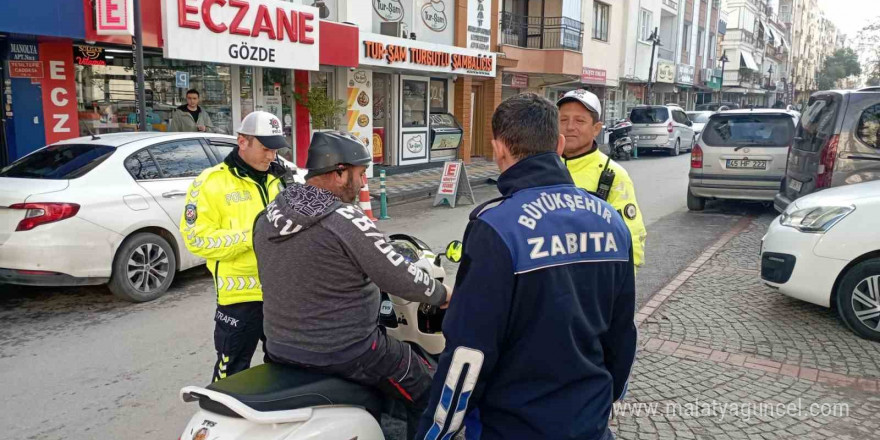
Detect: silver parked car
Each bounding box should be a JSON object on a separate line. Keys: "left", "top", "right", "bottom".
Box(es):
{"left": 774, "top": 89, "right": 880, "bottom": 212}
{"left": 687, "top": 109, "right": 798, "bottom": 210}
{"left": 629, "top": 105, "right": 696, "bottom": 156}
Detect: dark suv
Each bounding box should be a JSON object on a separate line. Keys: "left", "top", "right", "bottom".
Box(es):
{"left": 775, "top": 90, "right": 880, "bottom": 212}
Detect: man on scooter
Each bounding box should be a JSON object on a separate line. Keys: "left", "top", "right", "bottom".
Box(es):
{"left": 252, "top": 131, "right": 452, "bottom": 439}
{"left": 417, "top": 93, "right": 637, "bottom": 440}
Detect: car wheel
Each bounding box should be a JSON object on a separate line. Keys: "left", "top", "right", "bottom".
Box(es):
{"left": 686, "top": 185, "right": 705, "bottom": 211}
{"left": 670, "top": 139, "right": 680, "bottom": 156}
{"left": 835, "top": 258, "right": 880, "bottom": 342}
{"left": 108, "top": 232, "right": 177, "bottom": 302}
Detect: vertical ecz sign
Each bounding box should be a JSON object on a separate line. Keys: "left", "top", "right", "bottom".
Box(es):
{"left": 39, "top": 42, "right": 79, "bottom": 144}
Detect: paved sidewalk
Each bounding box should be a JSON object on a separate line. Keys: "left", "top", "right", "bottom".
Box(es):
{"left": 611, "top": 214, "right": 880, "bottom": 439}
{"left": 367, "top": 159, "right": 499, "bottom": 205}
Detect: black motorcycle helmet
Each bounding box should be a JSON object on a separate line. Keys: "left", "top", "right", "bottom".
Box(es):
{"left": 304, "top": 131, "right": 372, "bottom": 179}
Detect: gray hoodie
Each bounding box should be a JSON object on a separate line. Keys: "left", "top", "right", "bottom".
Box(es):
{"left": 254, "top": 183, "right": 447, "bottom": 366}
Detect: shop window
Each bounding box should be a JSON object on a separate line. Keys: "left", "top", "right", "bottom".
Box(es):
{"left": 148, "top": 140, "right": 213, "bottom": 179}
{"left": 430, "top": 79, "right": 448, "bottom": 113}
{"left": 76, "top": 52, "right": 232, "bottom": 136}
{"left": 310, "top": 71, "right": 334, "bottom": 100}
{"left": 402, "top": 80, "right": 428, "bottom": 128}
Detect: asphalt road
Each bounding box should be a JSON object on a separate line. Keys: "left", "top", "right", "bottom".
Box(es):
{"left": 0, "top": 151, "right": 777, "bottom": 439}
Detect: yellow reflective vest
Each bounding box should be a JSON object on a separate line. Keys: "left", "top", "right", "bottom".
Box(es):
{"left": 564, "top": 148, "right": 647, "bottom": 268}
{"left": 180, "top": 162, "right": 284, "bottom": 305}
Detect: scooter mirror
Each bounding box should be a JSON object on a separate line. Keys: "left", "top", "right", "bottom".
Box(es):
{"left": 445, "top": 240, "right": 463, "bottom": 263}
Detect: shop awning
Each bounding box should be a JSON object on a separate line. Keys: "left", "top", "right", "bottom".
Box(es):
{"left": 741, "top": 51, "right": 759, "bottom": 71}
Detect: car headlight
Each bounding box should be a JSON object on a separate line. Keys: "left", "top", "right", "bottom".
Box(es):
{"left": 779, "top": 205, "right": 855, "bottom": 233}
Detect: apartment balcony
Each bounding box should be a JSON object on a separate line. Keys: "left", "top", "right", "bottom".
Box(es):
{"left": 499, "top": 11, "right": 585, "bottom": 76}
{"left": 500, "top": 12, "right": 584, "bottom": 51}
{"left": 661, "top": 0, "right": 679, "bottom": 12}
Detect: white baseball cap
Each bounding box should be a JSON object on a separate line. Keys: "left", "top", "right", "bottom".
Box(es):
{"left": 237, "top": 111, "right": 290, "bottom": 150}
{"left": 557, "top": 89, "right": 602, "bottom": 120}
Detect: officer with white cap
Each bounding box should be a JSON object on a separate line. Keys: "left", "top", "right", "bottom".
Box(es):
{"left": 557, "top": 89, "right": 647, "bottom": 269}
{"left": 179, "top": 111, "right": 291, "bottom": 382}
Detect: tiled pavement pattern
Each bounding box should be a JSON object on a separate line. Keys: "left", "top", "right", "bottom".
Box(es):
{"left": 367, "top": 159, "right": 499, "bottom": 204}
{"left": 612, "top": 214, "right": 880, "bottom": 439}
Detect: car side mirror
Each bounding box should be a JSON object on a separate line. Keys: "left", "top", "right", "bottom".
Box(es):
{"left": 445, "top": 240, "right": 463, "bottom": 263}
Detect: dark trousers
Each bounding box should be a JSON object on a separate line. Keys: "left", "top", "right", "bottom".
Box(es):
{"left": 269, "top": 330, "right": 435, "bottom": 440}
{"left": 213, "top": 301, "right": 264, "bottom": 383}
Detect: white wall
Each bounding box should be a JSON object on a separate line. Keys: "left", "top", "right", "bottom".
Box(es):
{"left": 583, "top": 0, "right": 625, "bottom": 87}
{"left": 621, "top": 0, "right": 662, "bottom": 81}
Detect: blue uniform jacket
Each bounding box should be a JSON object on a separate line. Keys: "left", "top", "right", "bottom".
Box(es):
{"left": 417, "top": 152, "right": 638, "bottom": 440}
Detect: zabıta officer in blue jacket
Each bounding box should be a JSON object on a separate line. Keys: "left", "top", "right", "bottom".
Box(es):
{"left": 417, "top": 93, "right": 637, "bottom": 440}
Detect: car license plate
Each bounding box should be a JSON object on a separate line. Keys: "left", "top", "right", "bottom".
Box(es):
{"left": 727, "top": 159, "right": 767, "bottom": 169}
{"left": 787, "top": 178, "right": 803, "bottom": 192}
{"left": 637, "top": 135, "right": 654, "bottom": 140}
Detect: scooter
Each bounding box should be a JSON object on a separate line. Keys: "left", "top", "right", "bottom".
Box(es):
{"left": 607, "top": 119, "right": 636, "bottom": 161}
{"left": 178, "top": 234, "right": 460, "bottom": 440}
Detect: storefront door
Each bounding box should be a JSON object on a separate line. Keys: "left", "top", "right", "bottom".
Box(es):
{"left": 399, "top": 76, "right": 430, "bottom": 165}
{"left": 234, "top": 66, "right": 295, "bottom": 161}
{"left": 373, "top": 73, "right": 393, "bottom": 165}
{"left": 261, "top": 68, "right": 295, "bottom": 160}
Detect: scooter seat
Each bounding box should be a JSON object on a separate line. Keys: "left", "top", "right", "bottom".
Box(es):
{"left": 199, "top": 363, "right": 385, "bottom": 420}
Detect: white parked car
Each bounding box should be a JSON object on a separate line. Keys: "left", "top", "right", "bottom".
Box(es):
{"left": 0, "top": 132, "right": 304, "bottom": 302}
{"left": 761, "top": 180, "right": 880, "bottom": 341}
{"left": 685, "top": 110, "right": 713, "bottom": 137}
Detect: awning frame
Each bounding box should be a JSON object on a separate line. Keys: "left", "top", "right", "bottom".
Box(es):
{"left": 740, "top": 51, "right": 759, "bottom": 71}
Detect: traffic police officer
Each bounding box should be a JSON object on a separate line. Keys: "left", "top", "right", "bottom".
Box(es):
{"left": 557, "top": 89, "right": 647, "bottom": 268}
{"left": 180, "top": 111, "right": 289, "bottom": 381}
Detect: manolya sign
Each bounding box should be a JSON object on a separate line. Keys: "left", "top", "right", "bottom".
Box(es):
{"left": 162, "top": 0, "right": 320, "bottom": 70}
{"left": 360, "top": 33, "right": 496, "bottom": 77}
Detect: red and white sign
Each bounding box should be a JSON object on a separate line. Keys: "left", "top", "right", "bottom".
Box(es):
{"left": 438, "top": 161, "right": 461, "bottom": 195}
{"left": 162, "top": 0, "right": 320, "bottom": 70}
{"left": 39, "top": 41, "right": 80, "bottom": 145}
{"left": 97, "top": 0, "right": 135, "bottom": 36}
{"left": 511, "top": 73, "right": 528, "bottom": 88}
{"left": 581, "top": 67, "right": 607, "bottom": 85}
{"left": 8, "top": 61, "right": 44, "bottom": 79}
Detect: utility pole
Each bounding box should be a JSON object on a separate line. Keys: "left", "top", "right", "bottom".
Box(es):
{"left": 132, "top": 0, "right": 147, "bottom": 131}
{"left": 645, "top": 27, "right": 662, "bottom": 105}
{"left": 719, "top": 52, "right": 729, "bottom": 102}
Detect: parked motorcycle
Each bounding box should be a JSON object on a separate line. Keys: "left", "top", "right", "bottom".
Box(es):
{"left": 607, "top": 119, "right": 636, "bottom": 161}
{"left": 177, "top": 234, "right": 460, "bottom": 440}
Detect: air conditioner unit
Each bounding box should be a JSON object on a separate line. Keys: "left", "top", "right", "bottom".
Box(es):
{"left": 380, "top": 22, "right": 406, "bottom": 38}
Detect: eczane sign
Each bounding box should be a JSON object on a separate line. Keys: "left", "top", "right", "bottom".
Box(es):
{"left": 97, "top": 0, "right": 134, "bottom": 36}
{"left": 162, "top": 0, "right": 320, "bottom": 70}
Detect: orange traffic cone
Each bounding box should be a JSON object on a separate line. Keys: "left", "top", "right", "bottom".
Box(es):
{"left": 360, "top": 175, "right": 378, "bottom": 221}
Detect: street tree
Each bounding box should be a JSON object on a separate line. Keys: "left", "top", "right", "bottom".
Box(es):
{"left": 855, "top": 17, "right": 880, "bottom": 86}
{"left": 816, "top": 48, "right": 862, "bottom": 91}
